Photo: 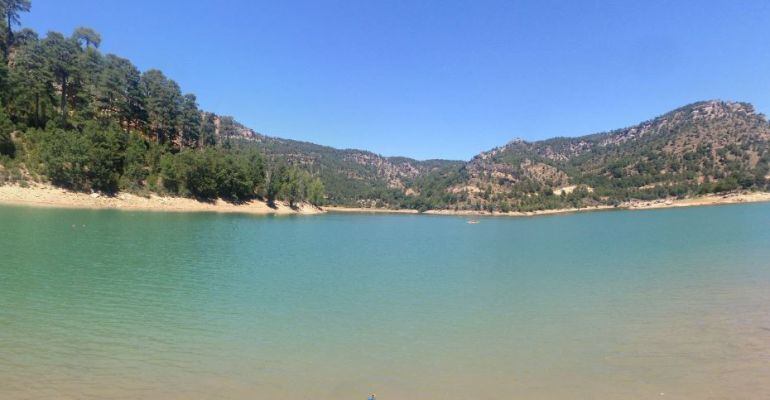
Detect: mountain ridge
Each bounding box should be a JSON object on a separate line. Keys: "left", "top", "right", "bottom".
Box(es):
{"left": 217, "top": 99, "right": 766, "bottom": 162}
{"left": 214, "top": 99, "right": 769, "bottom": 210}
{"left": 0, "top": 4, "right": 766, "bottom": 212}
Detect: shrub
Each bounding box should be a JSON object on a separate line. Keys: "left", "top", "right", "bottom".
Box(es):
{"left": 214, "top": 152, "right": 255, "bottom": 201}
{"left": 160, "top": 150, "right": 217, "bottom": 199}
{"left": 0, "top": 110, "right": 15, "bottom": 157}
{"left": 28, "top": 123, "right": 125, "bottom": 192}
{"left": 120, "top": 133, "right": 149, "bottom": 190}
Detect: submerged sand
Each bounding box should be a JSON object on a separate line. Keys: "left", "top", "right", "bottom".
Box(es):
{"left": 0, "top": 183, "right": 323, "bottom": 215}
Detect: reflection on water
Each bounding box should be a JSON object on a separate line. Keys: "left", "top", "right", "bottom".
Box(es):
{"left": 1, "top": 203, "right": 769, "bottom": 399}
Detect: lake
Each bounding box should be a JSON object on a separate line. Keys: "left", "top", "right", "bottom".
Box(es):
{"left": 1, "top": 203, "right": 769, "bottom": 399}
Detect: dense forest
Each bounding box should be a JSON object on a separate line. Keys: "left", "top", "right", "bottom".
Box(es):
{"left": 0, "top": 1, "right": 324, "bottom": 206}
{"left": 1, "top": 1, "right": 769, "bottom": 212}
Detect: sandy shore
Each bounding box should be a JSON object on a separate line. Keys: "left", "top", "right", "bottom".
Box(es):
{"left": 325, "top": 205, "right": 617, "bottom": 216}
{"left": 2, "top": 184, "right": 769, "bottom": 217}
{"left": 323, "top": 206, "right": 420, "bottom": 214}
{"left": 326, "top": 191, "right": 770, "bottom": 217}
{"left": 620, "top": 191, "right": 770, "bottom": 210}
{"left": 0, "top": 183, "right": 323, "bottom": 215}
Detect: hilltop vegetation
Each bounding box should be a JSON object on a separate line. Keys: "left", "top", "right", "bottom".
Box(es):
{"left": 0, "top": 1, "right": 323, "bottom": 206}
{"left": 278, "top": 99, "right": 770, "bottom": 212}
{"left": 0, "top": 2, "right": 768, "bottom": 212}
{"left": 242, "top": 132, "right": 463, "bottom": 207}
{"left": 437, "top": 101, "right": 770, "bottom": 212}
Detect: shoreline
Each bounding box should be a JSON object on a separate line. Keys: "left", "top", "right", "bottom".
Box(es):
{"left": 0, "top": 183, "right": 323, "bottom": 216}
{"left": 326, "top": 191, "right": 770, "bottom": 217}
{"left": 2, "top": 184, "right": 769, "bottom": 217}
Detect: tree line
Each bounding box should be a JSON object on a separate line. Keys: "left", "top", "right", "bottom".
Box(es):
{"left": 0, "top": 0, "right": 325, "bottom": 206}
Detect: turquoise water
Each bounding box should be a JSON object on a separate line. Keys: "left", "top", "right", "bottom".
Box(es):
{"left": 1, "top": 204, "right": 770, "bottom": 399}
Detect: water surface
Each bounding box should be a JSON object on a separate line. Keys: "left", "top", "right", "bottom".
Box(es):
{"left": 1, "top": 204, "right": 769, "bottom": 399}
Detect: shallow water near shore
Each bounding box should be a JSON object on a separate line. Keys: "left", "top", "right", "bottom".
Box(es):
{"left": 1, "top": 203, "right": 769, "bottom": 399}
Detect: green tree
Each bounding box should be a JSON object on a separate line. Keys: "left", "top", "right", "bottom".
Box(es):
{"left": 97, "top": 54, "right": 145, "bottom": 129}
{"left": 1, "top": 0, "right": 31, "bottom": 57}
{"left": 73, "top": 38, "right": 102, "bottom": 123}
{"left": 71, "top": 26, "right": 100, "bottom": 49}
{"left": 11, "top": 26, "right": 35, "bottom": 47}
{"left": 29, "top": 122, "right": 125, "bottom": 192}
{"left": 140, "top": 69, "right": 181, "bottom": 144}
{"left": 265, "top": 162, "right": 287, "bottom": 205}
{"left": 178, "top": 93, "right": 200, "bottom": 147}
{"left": 41, "top": 31, "right": 80, "bottom": 122}
{"left": 120, "top": 133, "right": 148, "bottom": 190}
{"left": 160, "top": 149, "right": 217, "bottom": 199}
{"left": 199, "top": 112, "right": 217, "bottom": 146}
{"left": 245, "top": 148, "right": 265, "bottom": 196}
{"left": 0, "top": 108, "right": 15, "bottom": 156}
{"left": 214, "top": 151, "right": 254, "bottom": 201}
{"left": 7, "top": 32, "right": 52, "bottom": 127}
{"left": 307, "top": 177, "right": 325, "bottom": 206}
{"left": 280, "top": 167, "right": 303, "bottom": 207}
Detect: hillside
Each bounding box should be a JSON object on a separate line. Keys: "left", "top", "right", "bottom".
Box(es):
{"left": 0, "top": 3, "right": 768, "bottom": 213}
{"left": 210, "top": 118, "right": 462, "bottom": 206}
{"left": 405, "top": 101, "right": 770, "bottom": 211}
{"left": 204, "top": 100, "right": 770, "bottom": 212}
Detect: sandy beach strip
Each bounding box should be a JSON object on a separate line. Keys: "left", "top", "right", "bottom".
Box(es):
{"left": 620, "top": 191, "right": 770, "bottom": 210}
{"left": 322, "top": 206, "right": 420, "bottom": 214}
{"left": 325, "top": 191, "right": 770, "bottom": 217}
{"left": 2, "top": 184, "right": 769, "bottom": 217}
{"left": 0, "top": 183, "right": 323, "bottom": 215}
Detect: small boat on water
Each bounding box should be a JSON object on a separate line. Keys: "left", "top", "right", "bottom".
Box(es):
{"left": 467, "top": 220, "right": 479, "bottom": 224}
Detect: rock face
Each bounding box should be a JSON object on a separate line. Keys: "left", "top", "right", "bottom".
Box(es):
{"left": 343, "top": 153, "right": 421, "bottom": 189}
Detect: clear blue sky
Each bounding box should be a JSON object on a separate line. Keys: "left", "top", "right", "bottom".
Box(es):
{"left": 23, "top": 0, "right": 770, "bottom": 160}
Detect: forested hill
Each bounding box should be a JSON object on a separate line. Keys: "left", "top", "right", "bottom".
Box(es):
{"left": 0, "top": 2, "right": 768, "bottom": 212}
{"left": 0, "top": 1, "right": 464, "bottom": 208}
{"left": 208, "top": 118, "right": 463, "bottom": 206}
{"left": 438, "top": 101, "right": 770, "bottom": 212}
{"left": 237, "top": 100, "right": 770, "bottom": 212}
